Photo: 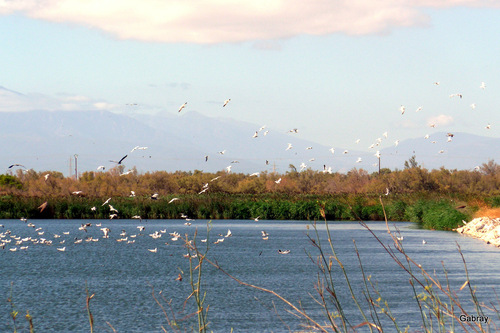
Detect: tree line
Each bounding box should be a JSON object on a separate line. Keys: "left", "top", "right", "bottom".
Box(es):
{"left": 1, "top": 158, "right": 499, "bottom": 198}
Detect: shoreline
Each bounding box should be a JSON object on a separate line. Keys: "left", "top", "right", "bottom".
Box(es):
{"left": 456, "top": 217, "right": 500, "bottom": 247}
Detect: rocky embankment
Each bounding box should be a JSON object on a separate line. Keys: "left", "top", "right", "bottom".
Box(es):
{"left": 456, "top": 217, "right": 500, "bottom": 246}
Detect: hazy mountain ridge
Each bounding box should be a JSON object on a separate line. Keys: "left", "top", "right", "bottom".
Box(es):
{"left": 0, "top": 110, "right": 498, "bottom": 176}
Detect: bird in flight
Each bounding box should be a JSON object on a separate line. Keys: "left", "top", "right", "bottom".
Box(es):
{"left": 110, "top": 155, "right": 128, "bottom": 165}
{"left": 38, "top": 201, "right": 48, "bottom": 212}
{"left": 178, "top": 102, "right": 187, "bottom": 112}
{"left": 480, "top": 82, "right": 486, "bottom": 89}
{"left": 223, "top": 99, "right": 231, "bottom": 107}
{"left": 8, "top": 164, "right": 26, "bottom": 169}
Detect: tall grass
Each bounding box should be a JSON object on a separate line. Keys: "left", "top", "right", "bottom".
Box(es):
{"left": 0, "top": 194, "right": 475, "bottom": 231}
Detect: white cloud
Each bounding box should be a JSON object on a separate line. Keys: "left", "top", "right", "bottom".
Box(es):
{"left": 427, "top": 114, "right": 454, "bottom": 127}
{"left": 0, "top": 86, "right": 119, "bottom": 112}
{"left": 1, "top": 0, "right": 498, "bottom": 44}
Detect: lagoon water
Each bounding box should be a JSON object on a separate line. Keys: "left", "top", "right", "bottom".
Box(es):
{"left": 1, "top": 219, "right": 499, "bottom": 332}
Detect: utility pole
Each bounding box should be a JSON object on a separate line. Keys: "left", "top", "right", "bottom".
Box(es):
{"left": 74, "top": 154, "right": 78, "bottom": 180}
{"left": 378, "top": 156, "right": 381, "bottom": 175}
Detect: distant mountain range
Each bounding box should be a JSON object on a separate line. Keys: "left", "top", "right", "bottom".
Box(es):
{"left": 0, "top": 110, "right": 498, "bottom": 176}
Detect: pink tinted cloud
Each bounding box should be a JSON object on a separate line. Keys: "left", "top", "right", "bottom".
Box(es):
{"left": 0, "top": 0, "right": 498, "bottom": 43}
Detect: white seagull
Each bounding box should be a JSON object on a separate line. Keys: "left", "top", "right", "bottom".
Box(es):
{"left": 223, "top": 98, "right": 231, "bottom": 107}
{"left": 178, "top": 102, "right": 187, "bottom": 112}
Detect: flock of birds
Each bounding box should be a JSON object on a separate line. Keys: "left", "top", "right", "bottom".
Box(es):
{"left": 168, "top": 80, "right": 494, "bottom": 176}
{"left": 6, "top": 80, "right": 495, "bottom": 179}
{"left": 0, "top": 205, "right": 291, "bottom": 258}
{"left": 2, "top": 82, "right": 491, "bottom": 258}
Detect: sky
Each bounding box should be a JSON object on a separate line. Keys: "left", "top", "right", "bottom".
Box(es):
{"left": 1, "top": 0, "right": 500, "bottom": 152}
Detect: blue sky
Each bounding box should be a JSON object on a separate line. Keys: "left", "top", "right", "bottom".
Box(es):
{"left": 1, "top": 1, "right": 499, "bottom": 152}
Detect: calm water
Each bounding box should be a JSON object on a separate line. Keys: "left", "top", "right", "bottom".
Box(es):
{"left": 1, "top": 219, "right": 499, "bottom": 332}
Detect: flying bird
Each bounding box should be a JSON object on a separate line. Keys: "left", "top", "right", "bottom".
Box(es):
{"left": 480, "top": 82, "right": 486, "bottom": 89}
{"left": 286, "top": 143, "right": 293, "bottom": 151}
{"left": 8, "top": 164, "right": 26, "bottom": 169}
{"left": 223, "top": 99, "right": 231, "bottom": 107}
{"left": 38, "top": 201, "right": 48, "bottom": 212}
{"left": 110, "top": 155, "right": 128, "bottom": 165}
{"left": 178, "top": 102, "right": 187, "bottom": 112}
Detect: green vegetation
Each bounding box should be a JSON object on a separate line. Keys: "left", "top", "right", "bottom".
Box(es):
{"left": 1, "top": 158, "right": 499, "bottom": 230}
